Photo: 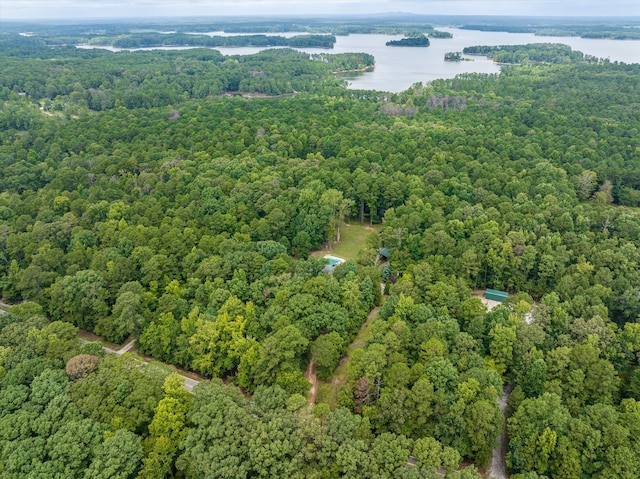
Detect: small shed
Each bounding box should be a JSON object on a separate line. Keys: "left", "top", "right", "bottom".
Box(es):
{"left": 378, "top": 247, "right": 390, "bottom": 259}
{"left": 486, "top": 289, "right": 508, "bottom": 302}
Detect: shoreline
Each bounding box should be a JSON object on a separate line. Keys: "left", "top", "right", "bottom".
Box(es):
{"left": 333, "top": 65, "right": 376, "bottom": 74}
{"left": 77, "top": 43, "right": 335, "bottom": 50}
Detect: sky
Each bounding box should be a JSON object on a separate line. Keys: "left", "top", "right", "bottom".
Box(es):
{"left": 1, "top": 0, "right": 639, "bottom": 20}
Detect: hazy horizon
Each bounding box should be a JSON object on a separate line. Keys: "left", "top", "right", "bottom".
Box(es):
{"left": 2, "top": 0, "right": 640, "bottom": 21}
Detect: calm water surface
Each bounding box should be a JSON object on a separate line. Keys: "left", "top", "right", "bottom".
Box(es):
{"left": 78, "top": 27, "right": 640, "bottom": 92}
{"left": 334, "top": 28, "right": 640, "bottom": 91}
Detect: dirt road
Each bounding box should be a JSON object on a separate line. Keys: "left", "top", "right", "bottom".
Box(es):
{"left": 488, "top": 383, "right": 514, "bottom": 479}
{"left": 305, "top": 359, "right": 317, "bottom": 405}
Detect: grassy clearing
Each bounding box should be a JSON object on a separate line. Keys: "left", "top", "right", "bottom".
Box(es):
{"left": 134, "top": 349, "right": 206, "bottom": 381}
{"left": 316, "top": 380, "right": 339, "bottom": 409}
{"left": 316, "top": 306, "right": 380, "bottom": 409}
{"left": 312, "top": 220, "right": 381, "bottom": 261}
{"left": 143, "top": 360, "right": 179, "bottom": 376}
{"left": 345, "top": 308, "right": 379, "bottom": 354}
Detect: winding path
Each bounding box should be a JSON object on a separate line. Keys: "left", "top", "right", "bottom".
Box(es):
{"left": 103, "top": 338, "right": 136, "bottom": 356}
{"left": 0, "top": 299, "right": 13, "bottom": 314}
{"left": 183, "top": 377, "right": 200, "bottom": 393}
{"left": 488, "top": 383, "right": 514, "bottom": 479}
{"left": 305, "top": 359, "right": 317, "bottom": 405}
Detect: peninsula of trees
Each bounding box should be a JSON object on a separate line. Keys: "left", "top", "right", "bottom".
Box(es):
{"left": 461, "top": 21, "right": 640, "bottom": 39}
{"left": 463, "top": 43, "right": 600, "bottom": 64}
{"left": 89, "top": 33, "right": 337, "bottom": 49}
{"left": 429, "top": 30, "right": 453, "bottom": 38}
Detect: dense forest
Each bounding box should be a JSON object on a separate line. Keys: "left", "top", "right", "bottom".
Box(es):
{"left": 459, "top": 20, "right": 640, "bottom": 40}
{"left": 1, "top": 29, "right": 640, "bottom": 479}
{"left": 0, "top": 15, "right": 461, "bottom": 37}
{"left": 0, "top": 36, "right": 373, "bottom": 103}
{"left": 3, "top": 15, "right": 638, "bottom": 39}
{"left": 95, "top": 34, "right": 337, "bottom": 49}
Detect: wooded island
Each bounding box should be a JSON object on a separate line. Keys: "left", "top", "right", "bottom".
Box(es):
{"left": 386, "top": 35, "right": 430, "bottom": 47}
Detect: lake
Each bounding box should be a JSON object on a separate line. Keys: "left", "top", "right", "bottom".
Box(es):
{"left": 330, "top": 28, "right": 640, "bottom": 92}
{"left": 78, "top": 27, "right": 640, "bottom": 92}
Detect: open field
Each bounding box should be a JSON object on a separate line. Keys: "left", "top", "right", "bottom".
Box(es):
{"left": 312, "top": 220, "right": 381, "bottom": 261}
